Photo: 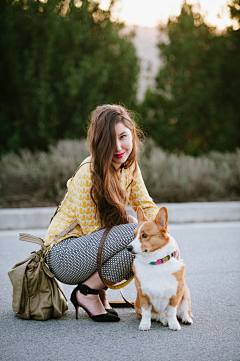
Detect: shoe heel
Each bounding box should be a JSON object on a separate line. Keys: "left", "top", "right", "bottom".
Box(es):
{"left": 75, "top": 305, "right": 79, "bottom": 320}
{"left": 70, "top": 286, "right": 79, "bottom": 320}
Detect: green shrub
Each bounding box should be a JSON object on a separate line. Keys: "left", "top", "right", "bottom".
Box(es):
{"left": 0, "top": 140, "right": 89, "bottom": 207}
{"left": 140, "top": 139, "right": 240, "bottom": 202}
{"left": 0, "top": 139, "right": 239, "bottom": 208}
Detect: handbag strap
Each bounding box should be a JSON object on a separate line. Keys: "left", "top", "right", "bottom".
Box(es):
{"left": 97, "top": 227, "right": 135, "bottom": 290}
{"left": 19, "top": 233, "right": 46, "bottom": 248}
{"left": 19, "top": 220, "right": 78, "bottom": 249}
{"left": 51, "top": 220, "right": 78, "bottom": 244}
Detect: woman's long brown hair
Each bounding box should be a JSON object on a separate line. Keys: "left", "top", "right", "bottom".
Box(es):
{"left": 87, "top": 104, "right": 142, "bottom": 228}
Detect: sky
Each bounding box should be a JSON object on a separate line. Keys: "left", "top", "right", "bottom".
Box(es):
{"left": 98, "top": 0, "right": 236, "bottom": 31}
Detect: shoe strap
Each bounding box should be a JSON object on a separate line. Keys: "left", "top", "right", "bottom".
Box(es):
{"left": 77, "top": 284, "right": 99, "bottom": 296}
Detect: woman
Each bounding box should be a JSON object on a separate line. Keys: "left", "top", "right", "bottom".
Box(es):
{"left": 45, "top": 104, "right": 159, "bottom": 322}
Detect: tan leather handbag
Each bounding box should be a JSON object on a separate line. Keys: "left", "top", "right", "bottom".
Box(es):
{"left": 8, "top": 232, "right": 70, "bottom": 321}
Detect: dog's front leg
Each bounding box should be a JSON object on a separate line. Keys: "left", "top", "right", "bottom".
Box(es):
{"left": 134, "top": 274, "right": 152, "bottom": 330}
{"left": 167, "top": 305, "right": 181, "bottom": 331}
{"left": 139, "top": 304, "right": 152, "bottom": 331}
{"left": 167, "top": 266, "right": 186, "bottom": 331}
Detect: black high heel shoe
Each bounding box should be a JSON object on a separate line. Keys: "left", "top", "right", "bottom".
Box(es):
{"left": 105, "top": 308, "right": 119, "bottom": 317}
{"left": 70, "top": 284, "right": 120, "bottom": 322}
{"left": 105, "top": 308, "right": 118, "bottom": 317}
{"left": 101, "top": 286, "right": 119, "bottom": 317}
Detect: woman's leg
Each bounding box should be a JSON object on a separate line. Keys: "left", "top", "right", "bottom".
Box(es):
{"left": 76, "top": 272, "right": 106, "bottom": 315}
{"left": 46, "top": 223, "right": 137, "bottom": 315}
{"left": 46, "top": 223, "right": 137, "bottom": 284}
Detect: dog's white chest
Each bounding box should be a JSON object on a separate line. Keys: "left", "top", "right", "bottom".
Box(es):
{"left": 134, "top": 259, "right": 182, "bottom": 313}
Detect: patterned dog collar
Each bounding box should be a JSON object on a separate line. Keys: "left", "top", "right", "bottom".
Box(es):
{"left": 149, "top": 251, "right": 176, "bottom": 265}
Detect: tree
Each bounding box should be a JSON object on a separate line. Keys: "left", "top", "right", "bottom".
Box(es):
{"left": 221, "top": 0, "right": 240, "bottom": 151}
{"left": 0, "top": 0, "right": 139, "bottom": 155}
{"left": 140, "top": 2, "right": 240, "bottom": 155}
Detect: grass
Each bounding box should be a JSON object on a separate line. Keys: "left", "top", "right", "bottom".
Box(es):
{"left": 0, "top": 139, "right": 239, "bottom": 208}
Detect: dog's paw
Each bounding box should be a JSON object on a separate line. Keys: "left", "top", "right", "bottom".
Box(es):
{"left": 181, "top": 315, "right": 193, "bottom": 325}
{"left": 139, "top": 320, "right": 151, "bottom": 331}
{"left": 159, "top": 312, "right": 168, "bottom": 326}
{"left": 168, "top": 320, "right": 181, "bottom": 331}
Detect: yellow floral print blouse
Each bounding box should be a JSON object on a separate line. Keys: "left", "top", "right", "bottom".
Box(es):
{"left": 44, "top": 156, "right": 159, "bottom": 246}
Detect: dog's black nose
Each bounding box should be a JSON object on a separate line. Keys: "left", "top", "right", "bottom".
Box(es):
{"left": 127, "top": 244, "right": 133, "bottom": 253}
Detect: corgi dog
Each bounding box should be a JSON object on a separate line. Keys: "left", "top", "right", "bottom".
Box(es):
{"left": 127, "top": 207, "right": 193, "bottom": 331}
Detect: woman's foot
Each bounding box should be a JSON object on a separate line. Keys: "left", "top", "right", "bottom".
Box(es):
{"left": 99, "top": 288, "right": 119, "bottom": 317}
{"left": 99, "top": 288, "right": 111, "bottom": 309}
{"left": 70, "top": 284, "right": 120, "bottom": 322}
{"left": 76, "top": 289, "right": 106, "bottom": 316}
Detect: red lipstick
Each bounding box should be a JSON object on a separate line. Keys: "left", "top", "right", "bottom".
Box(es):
{"left": 114, "top": 152, "right": 125, "bottom": 159}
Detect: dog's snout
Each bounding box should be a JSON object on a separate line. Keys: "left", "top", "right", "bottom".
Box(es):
{"left": 127, "top": 244, "right": 133, "bottom": 253}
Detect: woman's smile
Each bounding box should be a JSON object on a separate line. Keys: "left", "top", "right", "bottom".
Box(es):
{"left": 114, "top": 152, "right": 125, "bottom": 159}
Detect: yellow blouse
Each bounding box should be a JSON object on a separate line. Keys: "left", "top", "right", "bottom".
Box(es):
{"left": 44, "top": 156, "right": 159, "bottom": 246}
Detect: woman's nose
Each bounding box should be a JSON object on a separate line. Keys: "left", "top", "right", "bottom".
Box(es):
{"left": 115, "top": 139, "right": 121, "bottom": 151}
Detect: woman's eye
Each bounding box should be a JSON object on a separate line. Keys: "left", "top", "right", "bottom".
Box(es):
{"left": 120, "top": 134, "right": 127, "bottom": 139}
{"left": 142, "top": 233, "right": 148, "bottom": 238}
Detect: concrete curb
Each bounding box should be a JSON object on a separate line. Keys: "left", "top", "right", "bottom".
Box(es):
{"left": 0, "top": 202, "right": 240, "bottom": 230}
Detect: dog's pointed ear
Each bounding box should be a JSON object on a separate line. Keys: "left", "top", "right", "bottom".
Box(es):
{"left": 136, "top": 207, "right": 148, "bottom": 223}
{"left": 154, "top": 207, "right": 168, "bottom": 230}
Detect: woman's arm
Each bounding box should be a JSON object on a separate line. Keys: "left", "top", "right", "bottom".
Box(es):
{"left": 129, "top": 164, "right": 159, "bottom": 221}
{"left": 68, "top": 162, "right": 102, "bottom": 235}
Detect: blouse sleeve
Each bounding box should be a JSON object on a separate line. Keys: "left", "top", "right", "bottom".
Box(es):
{"left": 129, "top": 164, "right": 159, "bottom": 220}
{"left": 67, "top": 162, "right": 102, "bottom": 235}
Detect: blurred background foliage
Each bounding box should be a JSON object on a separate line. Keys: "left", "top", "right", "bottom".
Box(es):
{"left": 0, "top": 0, "right": 239, "bottom": 157}
{"left": 0, "top": 0, "right": 139, "bottom": 155}
{"left": 0, "top": 139, "right": 239, "bottom": 207}
{"left": 0, "top": 0, "right": 240, "bottom": 206}
{"left": 139, "top": 1, "right": 240, "bottom": 155}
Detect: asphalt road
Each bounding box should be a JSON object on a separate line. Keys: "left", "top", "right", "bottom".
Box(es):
{"left": 1, "top": 222, "right": 240, "bottom": 361}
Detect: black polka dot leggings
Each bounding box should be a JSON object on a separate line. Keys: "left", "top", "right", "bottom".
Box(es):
{"left": 46, "top": 223, "right": 137, "bottom": 285}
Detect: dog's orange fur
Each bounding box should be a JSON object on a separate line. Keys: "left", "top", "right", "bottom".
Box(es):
{"left": 133, "top": 208, "right": 170, "bottom": 253}
{"left": 133, "top": 268, "right": 151, "bottom": 319}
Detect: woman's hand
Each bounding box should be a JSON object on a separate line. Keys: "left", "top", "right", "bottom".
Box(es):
{"left": 127, "top": 215, "right": 138, "bottom": 223}
{"left": 174, "top": 241, "right": 180, "bottom": 260}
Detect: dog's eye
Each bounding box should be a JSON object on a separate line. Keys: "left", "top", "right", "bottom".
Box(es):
{"left": 142, "top": 233, "right": 148, "bottom": 238}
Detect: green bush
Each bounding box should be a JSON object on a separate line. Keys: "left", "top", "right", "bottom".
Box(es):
{"left": 0, "top": 140, "right": 89, "bottom": 207}
{"left": 140, "top": 139, "right": 240, "bottom": 202}
{"left": 0, "top": 139, "right": 239, "bottom": 208}
{"left": 0, "top": 0, "right": 139, "bottom": 156}
{"left": 139, "top": 2, "right": 240, "bottom": 155}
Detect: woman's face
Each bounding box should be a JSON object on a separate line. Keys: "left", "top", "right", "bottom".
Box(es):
{"left": 111, "top": 121, "right": 133, "bottom": 170}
